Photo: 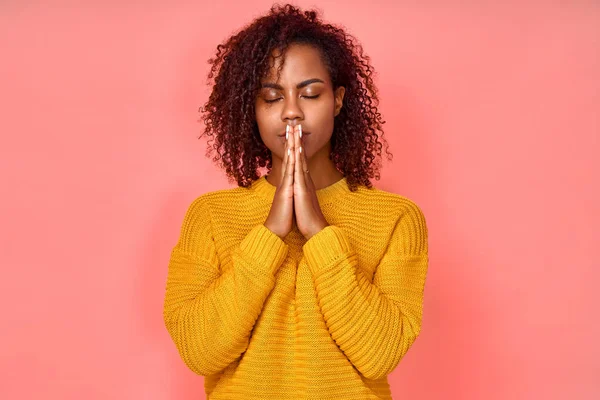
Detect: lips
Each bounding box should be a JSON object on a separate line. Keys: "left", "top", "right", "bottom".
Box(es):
{"left": 277, "top": 129, "right": 311, "bottom": 137}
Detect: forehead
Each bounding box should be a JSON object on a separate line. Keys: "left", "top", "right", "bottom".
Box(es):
{"left": 263, "top": 44, "right": 330, "bottom": 84}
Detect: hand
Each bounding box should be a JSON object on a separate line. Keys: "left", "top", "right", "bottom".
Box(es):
{"left": 263, "top": 125, "right": 296, "bottom": 239}
{"left": 292, "top": 124, "right": 329, "bottom": 240}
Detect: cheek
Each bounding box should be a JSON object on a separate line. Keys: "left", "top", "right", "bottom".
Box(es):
{"left": 254, "top": 113, "right": 281, "bottom": 154}
{"left": 255, "top": 104, "right": 277, "bottom": 126}
{"left": 315, "top": 97, "right": 335, "bottom": 120}
{"left": 255, "top": 109, "right": 271, "bottom": 138}
{"left": 313, "top": 101, "right": 335, "bottom": 132}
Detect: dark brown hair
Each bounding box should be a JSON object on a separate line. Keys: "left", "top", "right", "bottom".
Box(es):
{"left": 198, "top": 3, "right": 392, "bottom": 191}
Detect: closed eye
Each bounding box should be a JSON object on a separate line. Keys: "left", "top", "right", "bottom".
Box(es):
{"left": 264, "top": 95, "right": 320, "bottom": 104}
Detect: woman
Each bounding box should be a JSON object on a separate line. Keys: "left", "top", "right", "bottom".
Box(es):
{"left": 163, "top": 4, "right": 429, "bottom": 399}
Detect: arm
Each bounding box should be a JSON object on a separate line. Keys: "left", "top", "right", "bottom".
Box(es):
{"left": 163, "top": 197, "right": 288, "bottom": 376}
{"left": 302, "top": 202, "right": 429, "bottom": 380}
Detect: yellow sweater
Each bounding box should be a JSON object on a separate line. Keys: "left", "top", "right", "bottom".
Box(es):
{"left": 163, "top": 176, "right": 429, "bottom": 399}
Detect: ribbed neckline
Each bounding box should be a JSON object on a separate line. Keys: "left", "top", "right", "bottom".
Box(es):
{"left": 250, "top": 175, "right": 351, "bottom": 204}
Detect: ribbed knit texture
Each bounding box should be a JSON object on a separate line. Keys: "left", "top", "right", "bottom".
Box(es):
{"left": 163, "top": 176, "right": 429, "bottom": 399}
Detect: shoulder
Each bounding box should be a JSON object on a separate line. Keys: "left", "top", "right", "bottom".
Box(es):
{"left": 362, "top": 186, "right": 428, "bottom": 254}
{"left": 352, "top": 184, "right": 427, "bottom": 222}
{"left": 190, "top": 183, "right": 255, "bottom": 205}
{"left": 181, "top": 184, "right": 260, "bottom": 221}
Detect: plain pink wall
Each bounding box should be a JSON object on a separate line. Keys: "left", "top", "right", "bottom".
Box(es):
{"left": 1, "top": 1, "right": 598, "bottom": 399}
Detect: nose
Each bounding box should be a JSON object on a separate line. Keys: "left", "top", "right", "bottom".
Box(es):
{"left": 281, "top": 96, "right": 304, "bottom": 126}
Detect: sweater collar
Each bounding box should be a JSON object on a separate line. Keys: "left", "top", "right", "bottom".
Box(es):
{"left": 250, "top": 175, "right": 350, "bottom": 204}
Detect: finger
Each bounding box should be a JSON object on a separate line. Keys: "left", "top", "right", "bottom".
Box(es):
{"left": 294, "top": 125, "right": 305, "bottom": 190}
{"left": 280, "top": 124, "right": 291, "bottom": 182}
{"left": 302, "top": 150, "right": 319, "bottom": 212}
{"left": 299, "top": 124, "right": 310, "bottom": 181}
{"left": 284, "top": 128, "right": 295, "bottom": 187}
{"left": 298, "top": 127, "right": 319, "bottom": 208}
{"left": 302, "top": 135, "right": 314, "bottom": 190}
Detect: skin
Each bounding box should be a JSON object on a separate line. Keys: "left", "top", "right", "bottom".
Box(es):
{"left": 255, "top": 43, "right": 346, "bottom": 240}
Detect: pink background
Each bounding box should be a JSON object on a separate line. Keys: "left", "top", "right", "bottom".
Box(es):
{"left": 1, "top": 1, "right": 598, "bottom": 399}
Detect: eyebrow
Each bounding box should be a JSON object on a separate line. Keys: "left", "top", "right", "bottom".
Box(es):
{"left": 260, "top": 78, "right": 325, "bottom": 90}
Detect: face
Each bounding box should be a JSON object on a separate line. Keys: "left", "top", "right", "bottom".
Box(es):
{"left": 254, "top": 43, "right": 345, "bottom": 161}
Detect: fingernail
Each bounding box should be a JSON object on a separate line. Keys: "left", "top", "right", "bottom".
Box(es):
{"left": 299, "top": 125, "right": 302, "bottom": 138}
{"left": 286, "top": 125, "right": 289, "bottom": 140}
{"left": 299, "top": 146, "right": 302, "bottom": 153}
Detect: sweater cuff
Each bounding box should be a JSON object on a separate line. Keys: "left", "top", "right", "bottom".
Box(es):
{"left": 302, "top": 225, "right": 351, "bottom": 275}
{"left": 238, "top": 224, "right": 288, "bottom": 275}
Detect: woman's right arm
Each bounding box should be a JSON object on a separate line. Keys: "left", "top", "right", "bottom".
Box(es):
{"left": 162, "top": 196, "right": 288, "bottom": 376}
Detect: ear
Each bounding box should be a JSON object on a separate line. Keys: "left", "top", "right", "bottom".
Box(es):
{"left": 334, "top": 86, "right": 345, "bottom": 116}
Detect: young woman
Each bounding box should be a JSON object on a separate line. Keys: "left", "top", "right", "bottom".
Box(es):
{"left": 163, "top": 4, "right": 429, "bottom": 399}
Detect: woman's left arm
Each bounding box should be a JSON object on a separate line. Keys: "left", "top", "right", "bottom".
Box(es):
{"left": 302, "top": 202, "right": 429, "bottom": 381}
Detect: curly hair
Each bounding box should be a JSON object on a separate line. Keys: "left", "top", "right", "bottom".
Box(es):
{"left": 198, "top": 3, "right": 392, "bottom": 191}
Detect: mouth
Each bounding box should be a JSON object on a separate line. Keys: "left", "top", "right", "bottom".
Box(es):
{"left": 277, "top": 130, "right": 311, "bottom": 137}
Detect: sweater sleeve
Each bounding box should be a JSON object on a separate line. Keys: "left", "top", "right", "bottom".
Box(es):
{"left": 162, "top": 197, "right": 289, "bottom": 376}
{"left": 302, "top": 201, "right": 428, "bottom": 380}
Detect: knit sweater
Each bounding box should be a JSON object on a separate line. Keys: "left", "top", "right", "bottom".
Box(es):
{"left": 163, "top": 175, "right": 429, "bottom": 399}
